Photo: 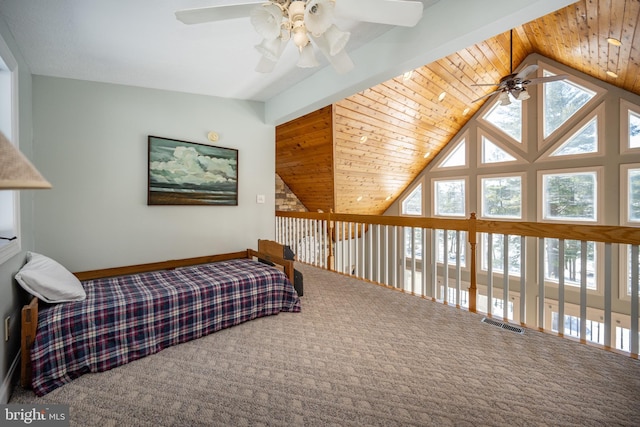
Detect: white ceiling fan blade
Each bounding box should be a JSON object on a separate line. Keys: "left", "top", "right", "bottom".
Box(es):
{"left": 526, "top": 74, "right": 569, "bottom": 85}
{"left": 515, "top": 64, "right": 538, "bottom": 80}
{"left": 175, "top": 3, "right": 261, "bottom": 25}
{"left": 334, "top": 0, "right": 424, "bottom": 27}
{"left": 472, "top": 90, "right": 501, "bottom": 103}
{"left": 471, "top": 83, "right": 500, "bottom": 87}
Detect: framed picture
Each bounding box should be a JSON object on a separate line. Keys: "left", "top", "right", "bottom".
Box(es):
{"left": 148, "top": 135, "right": 238, "bottom": 206}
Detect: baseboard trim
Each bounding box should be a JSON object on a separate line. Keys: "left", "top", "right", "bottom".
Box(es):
{"left": 0, "top": 350, "right": 20, "bottom": 404}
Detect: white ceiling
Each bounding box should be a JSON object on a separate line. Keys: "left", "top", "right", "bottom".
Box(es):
{"left": 0, "top": 0, "right": 577, "bottom": 124}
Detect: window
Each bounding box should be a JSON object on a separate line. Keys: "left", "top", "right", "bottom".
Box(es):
{"left": 541, "top": 169, "right": 599, "bottom": 222}
{"left": 630, "top": 110, "right": 640, "bottom": 149}
{"left": 543, "top": 238, "right": 597, "bottom": 290}
{"left": 622, "top": 99, "right": 640, "bottom": 153}
{"left": 434, "top": 178, "right": 465, "bottom": 217}
{"left": 0, "top": 35, "right": 20, "bottom": 265}
{"left": 550, "top": 116, "right": 598, "bottom": 156}
{"left": 552, "top": 312, "right": 605, "bottom": 345}
{"left": 481, "top": 233, "right": 522, "bottom": 276}
{"left": 436, "top": 229, "right": 466, "bottom": 267}
{"left": 480, "top": 175, "right": 522, "bottom": 219}
{"left": 437, "top": 138, "right": 466, "bottom": 169}
{"left": 404, "top": 227, "right": 422, "bottom": 260}
{"left": 627, "top": 167, "right": 640, "bottom": 223}
{"left": 542, "top": 70, "right": 595, "bottom": 139}
{"left": 482, "top": 98, "right": 522, "bottom": 143}
{"left": 481, "top": 136, "right": 516, "bottom": 164}
{"left": 401, "top": 183, "right": 422, "bottom": 215}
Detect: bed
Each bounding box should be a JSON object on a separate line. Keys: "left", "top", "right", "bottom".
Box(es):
{"left": 19, "top": 247, "right": 301, "bottom": 396}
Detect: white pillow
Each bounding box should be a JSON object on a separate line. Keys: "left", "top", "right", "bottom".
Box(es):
{"left": 15, "top": 252, "right": 86, "bottom": 303}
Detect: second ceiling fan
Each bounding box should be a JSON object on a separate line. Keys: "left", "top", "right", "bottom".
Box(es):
{"left": 175, "top": 0, "right": 428, "bottom": 73}
{"left": 471, "top": 29, "right": 568, "bottom": 105}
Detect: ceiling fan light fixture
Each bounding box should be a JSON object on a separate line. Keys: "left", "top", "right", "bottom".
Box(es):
{"left": 304, "top": 0, "right": 334, "bottom": 35}
{"left": 499, "top": 91, "right": 511, "bottom": 106}
{"left": 255, "top": 56, "right": 277, "bottom": 73}
{"left": 292, "top": 22, "right": 310, "bottom": 49}
{"left": 323, "top": 24, "right": 350, "bottom": 56}
{"left": 515, "top": 88, "right": 530, "bottom": 101}
{"left": 311, "top": 32, "right": 354, "bottom": 73}
{"left": 255, "top": 38, "right": 284, "bottom": 62}
{"left": 297, "top": 43, "right": 319, "bottom": 68}
{"left": 250, "top": 3, "right": 283, "bottom": 39}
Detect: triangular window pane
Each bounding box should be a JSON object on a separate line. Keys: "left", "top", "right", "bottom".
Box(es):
{"left": 543, "top": 71, "right": 595, "bottom": 138}
{"left": 402, "top": 183, "right": 422, "bottom": 215}
{"left": 441, "top": 139, "right": 466, "bottom": 168}
{"left": 551, "top": 117, "right": 597, "bottom": 156}
{"left": 482, "top": 137, "right": 516, "bottom": 164}
{"left": 483, "top": 100, "right": 522, "bottom": 142}
{"left": 630, "top": 110, "right": 640, "bottom": 149}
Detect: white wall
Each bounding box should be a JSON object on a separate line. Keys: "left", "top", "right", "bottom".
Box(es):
{"left": 32, "top": 76, "right": 275, "bottom": 272}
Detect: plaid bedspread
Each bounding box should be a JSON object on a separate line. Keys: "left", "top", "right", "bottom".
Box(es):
{"left": 30, "top": 258, "right": 301, "bottom": 396}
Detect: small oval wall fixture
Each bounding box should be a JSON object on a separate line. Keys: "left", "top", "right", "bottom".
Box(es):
{"left": 207, "top": 131, "right": 219, "bottom": 142}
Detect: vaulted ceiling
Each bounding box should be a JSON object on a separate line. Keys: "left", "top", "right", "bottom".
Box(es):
{"left": 276, "top": 0, "right": 640, "bottom": 215}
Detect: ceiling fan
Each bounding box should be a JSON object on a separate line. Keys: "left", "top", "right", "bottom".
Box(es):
{"left": 175, "top": 0, "right": 426, "bottom": 74}
{"left": 471, "top": 29, "right": 568, "bottom": 105}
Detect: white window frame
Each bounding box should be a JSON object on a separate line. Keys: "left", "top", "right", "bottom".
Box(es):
{"left": 434, "top": 131, "right": 468, "bottom": 171}
{"left": 620, "top": 98, "right": 640, "bottom": 155}
{"left": 479, "top": 94, "right": 527, "bottom": 149}
{"left": 478, "top": 172, "right": 525, "bottom": 220}
{"left": 620, "top": 163, "right": 640, "bottom": 226}
{"left": 432, "top": 176, "right": 467, "bottom": 218}
{"left": 537, "top": 103, "right": 605, "bottom": 162}
{"left": 401, "top": 181, "right": 423, "bottom": 216}
{"left": 537, "top": 167, "right": 602, "bottom": 224}
{"left": 619, "top": 164, "right": 640, "bottom": 300}
{"left": 477, "top": 129, "right": 527, "bottom": 167}
{"left": 536, "top": 61, "right": 605, "bottom": 150}
{"left": 0, "top": 34, "right": 21, "bottom": 265}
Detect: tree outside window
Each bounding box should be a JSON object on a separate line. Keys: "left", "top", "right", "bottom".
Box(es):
{"left": 481, "top": 176, "right": 521, "bottom": 219}
{"left": 434, "top": 179, "right": 465, "bottom": 217}
{"left": 542, "top": 171, "right": 597, "bottom": 221}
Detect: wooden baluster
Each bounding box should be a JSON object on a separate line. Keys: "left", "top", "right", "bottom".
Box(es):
{"left": 468, "top": 213, "right": 477, "bottom": 313}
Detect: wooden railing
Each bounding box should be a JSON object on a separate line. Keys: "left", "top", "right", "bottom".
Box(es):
{"left": 275, "top": 211, "right": 640, "bottom": 359}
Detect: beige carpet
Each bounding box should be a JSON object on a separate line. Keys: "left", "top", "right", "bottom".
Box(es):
{"left": 10, "top": 263, "right": 640, "bottom": 426}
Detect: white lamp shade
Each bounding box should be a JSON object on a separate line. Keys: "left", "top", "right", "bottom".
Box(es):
{"left": 516, "top": 89, "right": 531, "bottom": 101}
{"left": 255, "top": 56, "right": 277, "bottom": 73}
{"left": 323, "top": 24, "right": 350, "bottom": 56}
{"left": 499, "top": 91, "right": 511, "bottom": 106}
{"left": 312, "top": 33, "right": 354, "bottom": 73}
{"left": 326, "top": 48, "right": 354, "bottom": 73}
{"left": 297, "top": 43, "right": 319, "bottom": 68}
{"left": 255, "top": 37, "right": 284, "bottom": 62}
{"left": 250, "top": 3, "right": 282, "bottom": 40}
{"left": 304, "top": 0, "right": 334, "bottom": 35}
{"left": 0, "top": 132, "right": 51, "bottom": 189}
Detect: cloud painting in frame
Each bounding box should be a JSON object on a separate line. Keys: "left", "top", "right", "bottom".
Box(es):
{"left": 148, "top": 136, "right": 238, "bottom": 205}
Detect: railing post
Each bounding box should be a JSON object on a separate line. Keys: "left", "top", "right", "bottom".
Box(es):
{"left": 468, "top": 213, "right": 477, "bottom": 313}
{"left": 327, "top": 210, "right": 335, "bottom": 270}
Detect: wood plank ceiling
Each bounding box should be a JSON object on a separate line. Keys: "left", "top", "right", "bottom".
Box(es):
{"left": 276, "top": 0, "right": 640, "bottom": 215}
